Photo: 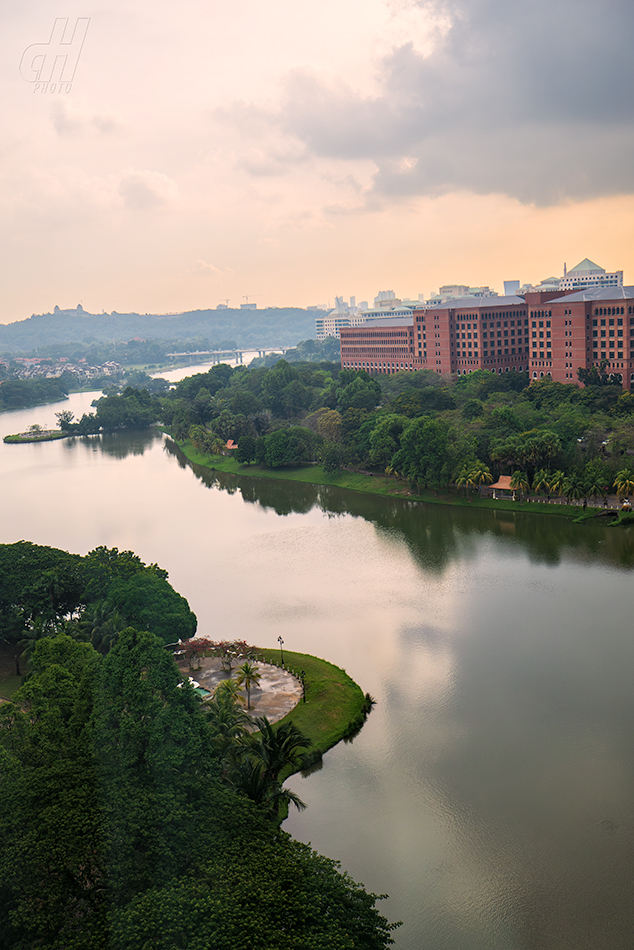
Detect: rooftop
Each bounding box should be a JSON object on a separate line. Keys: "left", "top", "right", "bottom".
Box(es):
{"left": 567, "top": 258, "right": 604, "bottom": 274}
{"left": 552, "top": 285, "right": 634, "bottom": 303}
{"left": 357, "top": 316, "right": 413, "bottom": 328}
{"left": 422, "top": 294, "right": 524, "bottom": 310}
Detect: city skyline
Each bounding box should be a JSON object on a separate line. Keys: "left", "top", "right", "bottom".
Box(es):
{"left": 2, "top": 0, "right": 633, "bottom": 323}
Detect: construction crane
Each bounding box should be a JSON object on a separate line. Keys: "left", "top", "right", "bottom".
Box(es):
{"left": 242, "top": 294, "right": 262, "bottom": 305}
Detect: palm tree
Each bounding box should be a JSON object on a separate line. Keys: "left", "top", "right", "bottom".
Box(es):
{"left": 613, "top": 469, "right": 634, "bottom": 501}
{"left": 250, "top": 716, "right": 312, "bottom": 783}
{"left": 563, "top": 474, "right": 584, "bottom": 505}
{"left": 548, "top": 470, "right": 566, "bottom": 500}
{"left": 454, "top": 464, "right": 473, "bottom": 500}
{"left": 532, "top": 468, "right": 550, "bottom": 498}
{"left": 510, "top": 470, "right": 529, "bottom": 502}
{"left": 77, "top": 600, "right": 124, "bottom": 654}
{"left": 205, "top": 681, "right": 252, "bottom": 765}
{"left": 470, "top": 461, "right": 493, "bottom": 495}
{"left": 235, "top": 660, "right": 261, "bottom": 710}
{"left": 226, "top": 758, "right": 306, "bottom": 818}
{"left": 584, "top": 475, "right": 605, "bottom": 508}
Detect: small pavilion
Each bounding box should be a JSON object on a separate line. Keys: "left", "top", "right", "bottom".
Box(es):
{"left": 487, "top": 475, "right": 515, "bottom": 500}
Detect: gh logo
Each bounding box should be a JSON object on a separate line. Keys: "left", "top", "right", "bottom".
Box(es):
{"left": 20, "top": 18, "right": 90, "bottom": 90}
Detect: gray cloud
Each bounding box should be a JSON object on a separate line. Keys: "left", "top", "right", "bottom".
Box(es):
{"left": 272, "top": 0, "right": 634, "bottom": 205}
{"left": 51, "top": 102, "right": 119, "bottom": 137}
{"left": 117, "top": 170, "right": 176, "bottom": 210}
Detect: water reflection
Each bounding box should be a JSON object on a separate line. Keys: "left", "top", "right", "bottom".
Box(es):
{"left": 165, "top": 440, "right": 634, "bottom": 572}
{"left": 64, "top": 429, "right": 163, "bottom": 459}
{"left": 381, "top": 564, "right": 634, "bottom": 949}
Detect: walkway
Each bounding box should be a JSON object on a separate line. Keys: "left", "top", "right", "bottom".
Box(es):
{"left": 177, "top": 656, "right": 303, "bottom": 724}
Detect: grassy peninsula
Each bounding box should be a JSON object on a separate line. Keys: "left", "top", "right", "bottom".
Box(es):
{"left": 258, "top": 648, "right": 372, "bottom": 775}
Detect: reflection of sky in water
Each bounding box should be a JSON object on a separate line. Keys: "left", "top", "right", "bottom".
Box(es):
{"left": 3, "top": 391, "right": 634, "bottom": 949}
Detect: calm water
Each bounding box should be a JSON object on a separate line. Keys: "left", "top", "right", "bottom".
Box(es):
{"left": 3, "top": 393, "right": 634, "bottom": 949}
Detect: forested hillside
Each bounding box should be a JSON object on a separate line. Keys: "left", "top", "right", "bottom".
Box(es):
{"left": 0, "top": 307, "right": 324, "bottom": 354}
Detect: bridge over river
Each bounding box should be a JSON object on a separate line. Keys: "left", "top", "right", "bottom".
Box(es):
{"left": 166, "top": 346, "right": 288, "bottom": 365}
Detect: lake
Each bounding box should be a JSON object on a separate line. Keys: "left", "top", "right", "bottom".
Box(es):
{"left": 2, "top": 390, "right": 634, "bottom": 949}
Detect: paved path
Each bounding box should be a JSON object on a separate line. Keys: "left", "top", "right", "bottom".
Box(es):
{"left": 178, "top": 656, "right": 303, "bottom": 724}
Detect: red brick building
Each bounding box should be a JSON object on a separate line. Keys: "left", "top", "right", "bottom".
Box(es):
{"left": 340, "top": 286, "right": 634, "bottom": 388}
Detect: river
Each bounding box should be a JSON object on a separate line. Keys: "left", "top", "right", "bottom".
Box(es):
{"left": 2, "top": 389, "right": 634, "bottom": 949}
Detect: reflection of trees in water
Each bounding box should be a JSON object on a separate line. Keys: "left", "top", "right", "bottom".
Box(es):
{"left": 164, "top": 439, "right": 634, "bottom": 572}
{"left": 65, "top": 429, "right": 162, "bottom": 460}
{"left": 393, "top": 586, "right": 634, "bottom": 949}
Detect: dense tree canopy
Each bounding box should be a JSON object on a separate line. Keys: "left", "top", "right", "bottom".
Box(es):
{"left": 0, "top": 543, "right": 196, "bottom": 668}
{"left": 161, "top": 361, "right": 634, "bottom": 499}
{"left": 0, "top": 626, "right": 397, "bottom": 949}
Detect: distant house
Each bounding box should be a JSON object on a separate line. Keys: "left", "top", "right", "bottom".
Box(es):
{"left": 226, "top": 439, "right": 238, "bottom": 452}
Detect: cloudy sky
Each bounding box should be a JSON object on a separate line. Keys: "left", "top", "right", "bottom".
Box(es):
{"left": 2, "top": 0, "right": 633, "bottom": 320}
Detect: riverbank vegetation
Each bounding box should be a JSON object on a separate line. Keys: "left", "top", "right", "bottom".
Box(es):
{"left": 0, "top": 374, "right": 72, "bottom": 411}
{"left": 257, "top": 648, "right": 372, "bottom": 772}
{"left": 158, "top": 360, "right": 634, "bottom": 511}
{"left": 0, "top": 542, "right": 397, "bottom": 949}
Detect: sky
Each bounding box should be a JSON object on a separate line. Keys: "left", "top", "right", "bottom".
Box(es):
{"left": 2, "top": 0, "right": 633, "bottom": 320}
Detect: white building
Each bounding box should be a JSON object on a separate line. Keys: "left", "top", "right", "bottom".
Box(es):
{"left": 316, "top": 297, "right": 366, "bottom": 340}
{"left": 559, "top": 259, "right": 623, "bottom": 291}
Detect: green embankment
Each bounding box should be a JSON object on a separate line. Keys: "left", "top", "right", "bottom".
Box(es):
{"left": 176, "top": 440, "right": 590, "bottom": 521}
{"left": 257, "top": 648, "right": 371, "bottom": 776}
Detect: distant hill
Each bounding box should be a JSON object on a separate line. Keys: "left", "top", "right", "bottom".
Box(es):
{"left": 0, "top": 307, "right": 327, "bottom": 355}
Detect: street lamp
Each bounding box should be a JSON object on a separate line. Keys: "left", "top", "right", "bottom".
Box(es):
{"left": 300, "top": 669, "right": 306, "bottom": 703}
{"left": 278, "top": 636, "right": 284, "bottom": 666}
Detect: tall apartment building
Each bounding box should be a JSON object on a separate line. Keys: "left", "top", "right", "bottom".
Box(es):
{"left": 340, "top": 286, "right": 634, "bottom": 388}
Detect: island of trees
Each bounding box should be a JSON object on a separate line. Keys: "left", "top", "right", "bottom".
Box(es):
{"left": 0, "top": 541, "right": 397, "bottom": 949}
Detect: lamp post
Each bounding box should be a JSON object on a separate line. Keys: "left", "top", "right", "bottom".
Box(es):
{"left": 300, "top": 669, "right": 306, "bottom": 703}
{"left": 278, "top": 636, "right": 284, "bottom": 666}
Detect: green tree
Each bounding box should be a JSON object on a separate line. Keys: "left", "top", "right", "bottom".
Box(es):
{"left": 454, "top": 463, "right": 473, "bottom": 500}
{"left": 322, "top": 441, "right": 344, "bottom": 474}
{"left": 549, "top": 470, "right": 566, "bottom": 498}
{"left": 204, "top": 681, "right": 252, "bottom": 765}
{"left": 236, "top": 434, "right": 258, "bottom": 464}
{"left": 394, "top": 417, "right": 450, "bottom": 491}
{"left": 510, "top": 470, "right": 529, "bottom": 501}
{"left": 531, "top": 468, "right": 549, "bottom": 495}
{"left": 368, "top": 415, "right": 407, "bottom": 469}
{"left": 235, "top": 660, "right": 261, "bottom": 710}
{"left": 563, "top": 474, "right": 584, "bottom": 505}
{"left": 250, "top": 716, "right": 311, "bottom": 784}
{"left": 614, "top": 469, "right": 634, "bottom": 499}
{"left": 469, "top": 460, "right": 493, "bottom": 493}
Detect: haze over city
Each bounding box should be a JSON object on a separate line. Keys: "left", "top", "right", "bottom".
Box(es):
{"left": 2, "top": 0, "right": 633, "bottom": 321}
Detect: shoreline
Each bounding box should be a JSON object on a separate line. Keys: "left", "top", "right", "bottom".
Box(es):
{"left": 172, "top": 436, "right": 615, "bottom": 524}
{"left": 256, "top": 648, "right": 370, "bottom": 779}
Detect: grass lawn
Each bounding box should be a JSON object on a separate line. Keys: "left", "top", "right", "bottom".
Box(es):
{"left": 257, "top": 648, "right": 369, "bottom": 778}
{"left": 176, "top": 439, "right": 592, "bottom": 521}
